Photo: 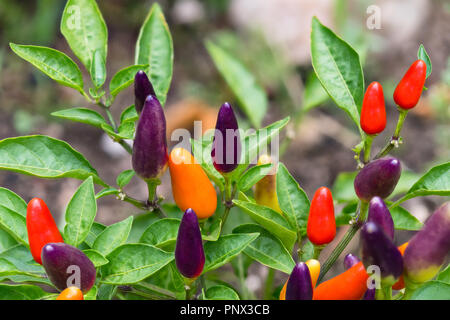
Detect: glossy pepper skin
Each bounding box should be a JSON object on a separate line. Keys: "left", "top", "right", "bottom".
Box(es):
{"left": 361, "top": 222, "right": 403, "bottom": 286}
{"left": 41, "top": 243, "right": 96, "bottom": 293}
{"left": 392, "top": 242, "right": 408, "bottom": 290}
{"left": 175, "top": 208, "right": 205, "bottom": 278}
{"left": 254, "top": 154, "right": 282, "bottom": 213}
{"left": 403, "top": 202, "right": 450, "bottom": 284}
{"left": 134, "top": 70, "right": 156, "bottom": 113}
{"left": 26, "top": 198, "right": 64, "bottom": 265}
{"left": 132, "top": 95, "right": 168, "bottom": 180}
{"left": 211, "top": 102, "right": 241, "bottom": 173}
{"left": 360, "top": 82, "right": 386, "bottom": 135}
{"left": 307, "top": 187, "right": 336, "bottom": 245}
{"left": 313, "top": 261, "right": 369, "bottom": 300}
{"left": 168, "top": 148, "right": 217, "bottom": 219}
{"left": 393, "top": 60, "right": 427, "bottom": 110}
{"left": 354, "top": 157, "right": 401, "bottom": 201}
{"left": 280, "top": 259, "right": 320, "bottom": 300}
{"left": 56, "top": 287, "right": 84, "bottom": 300}
{"left": 286, "top": 262, "right": 313, "bottom": 300}
{"left": 344, "top": 254, "right": 360, "bottom": 270}
{"left": 368, "top": 196, "right": 395, "bottom": 240}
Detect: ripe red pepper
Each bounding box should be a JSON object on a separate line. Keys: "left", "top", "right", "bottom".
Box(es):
{"left": 26, "top": 198, "right": 64, "bottom": 265}
{"left": 360, "top": 81, "right": 386, "bottom": 135}
{"left": 307, "top": 187, "right": 336, "bottom": 245}
{"left": 393, "top": 60, "right": 427, "bottom": 109}
{"left": 313, "top": 261, "right": 369, "bottom": 300}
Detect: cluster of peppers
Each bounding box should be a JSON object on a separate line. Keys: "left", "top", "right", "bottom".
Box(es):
{"left": 25, "top": 59, "right": 448, "bottom": 300}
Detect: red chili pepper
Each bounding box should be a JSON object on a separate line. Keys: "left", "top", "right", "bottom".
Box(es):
{"left": 393, "top": 60, "right": 427, "bottom": 110}
{"left": 26, "top": 198, "right": 64, "bottom": 265}
{"left": 360, "top": 81, "right": 386, "bottom": 135}
{"left": 313, "top": 261, "right": 369, "bottom": 300}
{"left": 307, "top": 187, "right": 336, "bottom": 245}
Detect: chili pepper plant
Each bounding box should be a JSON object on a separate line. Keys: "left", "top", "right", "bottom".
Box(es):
{"left": 0, "top": 1, "right": 449, "bottom": 300}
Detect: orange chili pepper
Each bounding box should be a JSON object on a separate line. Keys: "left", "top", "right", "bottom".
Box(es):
{"left": 56, "top": 287, "right": 84, "bottom": 300}
{"left": 392, "top": 242, "right": 408, "bottom": 290}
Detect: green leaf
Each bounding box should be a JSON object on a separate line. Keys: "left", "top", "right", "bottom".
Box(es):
{"left": 203, "top": 233, "right": 259, "bottom": 273}
{"left": 138, "top": 262, "right": 185, "bottom": 299}
{"left": 0, "top": 188, "right": 27, "bottom": 217}
{"left": 51, "top": 108, "right": 108, "bottom": 129}
{"left": 127, "top": 213, "right": 159, "bottom": 244}
{"left": 0, "top": 229, "right": 18, "bottom": 253}
{"left": 201, "top": 218, "right": 222, "bottom": 242}
{"left": 0, "top": 135, "right": 103, "bottom": 184}
{"left": 233, "top": 224, "right": 295, "bottom": 274}
{"left": 140, "top": 218, "right": 180, "bottom": 249}
{"left": 110, "top": 65, "right": 149, "bottom": 97}
{"left": 120, "top": 105, "right": 139, "bottom": 123}
{"left": 83, "top": 249, "right": 108, "bottom": 267}
{"left": 84, "top": 221, "right": 106, "bottom": 247}
{"left": 90, "top": 49, "right": 106, "bottom": 88}
{"left": 204, "top": 285, "right": 240, "bottom": 300}
{"left": 84, "top": 285, "right": 98, "bottom": 300}
{"left": 135, "top": 3, "right": 173, "bottom": 106}
{"left": 101, "top": 244, "right": 174, "bottom": 284}
{"left": 0, "top": 284, "right": 54, "bottom": 300}
{"left": 389, "top": 206, "right": 422, "bottom": 231}
{"left": 231, "top": 117, "right": 290, "bottom": 179}
{"left": 410, "top": 281, "right": 450, "bottom": 300}
{"left": 64, "top": 176, "right": 97, "bottom": 246}
{"left": 310, "top": 17, "right": 364, "bottom": 132}
{"left": 116, "top": 170, "right": 135, "bottom": 188}
{"left": 237, "top": 163, "right": 272, "bottom": 192}
{"left": 205, "top": 41, "right": 267, "bottom": 128}
{"left": 190, "top": 138, "right": 225, "bottom": 191}
{"left": 437, "top": 264, "right": 450, "bottom": 284}
{"left": 9, "top": 43, "right": 84, "bottom": 93}
{"left": 302, "top": 71, "right": 329, "bottom": 112}
{"left": 300, "top": 240, "right": 315, "bottom": 261}
{"left": 92, "top": 216, "right": 133, "bottom": 256}
{"left": 60, "top": 0, "right": 108, "bottom": 72}
{"left": 393, "top": 162, "right": 450, "bottom": 207}
{"left": 276, "top": 163, "right": 310, "bottom": 234}
{"left": 417, "top": 44, "right": 432, "bottom": 79}
{"left": 233, "top": 200, "right": 296, "bottom": 251}
{"left": 95, "top": 187, "right": 119, "bottom": 200}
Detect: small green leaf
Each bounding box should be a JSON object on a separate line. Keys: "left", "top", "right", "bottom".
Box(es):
{"left": 233, "top": 200, "right": 296, "bottom": 252}
{"left": 276, "top": 163, "right": 310, "bottom": 234}
{"left": 120, "top": 105, "right": 139, "bottom": 123}
{"left": 60, "top": 0, "right": 108, "bottom": 72}
{"left": 135, "top": 3, "right": 173, "bottom": 106}
{"left": 0, "top": 205, "right": 28, "bottom": 246}
{"left": 201, "top": 218, "right": 222, "bottom": 242}
{"left": 90, "top": 49, "right": 106, "bottom": 88}
{"left": 204, "top": 285, "right": 240, "bottom": 300}
{"left": 205, "top": 41, "right": 267, "bottom": 128}
{"left": 51, "top": 108, "right": 108, "bottom": 129}
{"left": 190, "top": 138, "right": 225, "bottom": 191}
{"left": 95, "top": 187, "right": 119, "bottom": 200}
{"left": 0, "top": 229, "right": 18, "bottom": 254}
{"left": 311, "top": 17, "right": 364, "bottom": 133}
{"left": 417, "top": 44, "right": 432, "bottom": 79}
{"left": 0, "top": 135, "right": 103, "bottom": 185}
{"left": 101, "top": 244, "right": 174, "bottom": 284}
{"left": 389, "top": 206, "right": 422, "bottom": 231}
{"left": 140, "top": 218, "right": 180, "bottom": 249}
{"left": 300, "top": 240, "right": 315, "bottom": 261}
{"left": 83, "top": 249, "right": 108, "bottom": 267}
{"left": 437, "top": 264, "right": 450, "bottom": 284}
{"left": 410, "top": 281, "right": 450, "bottom": 300}
{"left": 92, "top": 216, "right": 133, "bottom": 256}
{"left": 233, "top": 224, "right": 295, "bottom": 274}
{"left": 110, "top": 65, "right": 149, "bottom": 97}
{"left": 203, "top": 233, "right": 259, "bottom": 273}
{"left": 0, "top": 188, "right": 27, "bottom": 218}
{"left": 116, "top": 170, "right": 135, "bottom": 188}
{"left": 237, "top": 163, "right": 272, "bottom": 192}
{"left": 84, "top": 285, "right": 98, "bottom": 300}
{"left": 84, "top": 222, "right": 106, "bottom": 247}
{"left": 0, "top": 284, "right": 55, "bottom": 300}
{"left": 9, "top": 43, "right": 84, "bottom": 93}
{"left": 64, "top": 176, "right": 97, "bottom": 246}
{"left": 138, "top": 262, "right": 185, "bottom": 299}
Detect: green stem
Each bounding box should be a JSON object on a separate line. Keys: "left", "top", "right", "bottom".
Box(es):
{"left": 313, "top": 244, "right": 325, "bottom": 259}
{"left": 220, "top": 176, "right": 234, "bottom": 234}
{"left": 237, "top": 255, "right": 249, "bottom": 300}
{"left": 105, "top": 108, "right": 117, "bottom": 131}
{"left": 146, "top": 179, "right": 160, "bottom": 204}
{"left": 363, "top": 134, "right": 374, "bottom": 164}
{"left": 374, "top": 108, "right": 408, "bottom": 159}
{"left": 118, "top": 140, "right": 133, "bottom": 154}
{"left": 263, "top": 268, "right": 275, "bottom": 300}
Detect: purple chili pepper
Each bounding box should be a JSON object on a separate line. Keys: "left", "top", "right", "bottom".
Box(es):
{"left": 41, "top": 243, "right": 96, "bottom": 293}
{"left": 132, "top": 95, "right": 168, "bottom": 180}
{"left": 368, "top": 196, "right": 395, "bottom": 240}
{"left": 344, "top": 253, "right": 361, "bottom": 270}
{"left": 134, "top": 70, "right": 156, "bottom": 113}
{"left": 211, "top": 102, "right": 241, "bottom": 174}
{"left": 354, "top": 157, "right": 401, "bottom": 201}
{"left": 361, "top": 222, "right": 403, "bottom": 286}
{"left": 363, "top": 287, "right": 376, "bottom": 300}
{"left": 286, "top": 262, "right": 313, "bottom": 300}
{"left": 175, "top": 208, "right": 205, "bottom": 278}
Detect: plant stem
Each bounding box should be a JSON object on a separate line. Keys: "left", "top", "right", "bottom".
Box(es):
{"left": 220, "top": 176, "right": 234, "bottom": 234}
{"left": 119, "top": 140, "right": 133, "bottom": 154}
{"left": 146, "top": 179, "right": 160, "bottom": 206}
{"left": 237, "top": 254, "right": 249, "bottom": 300}
{"left": 363, "top": 134, "right": 374, "bottom": 163}
{"left": 263, "top": 268, "right": 275, "bottom": 300}
{"left": 374, "top": 108, "right": 408, "bottom": 159}
{"left": 313, "top": 244, "right": 325, "bottom": 259}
